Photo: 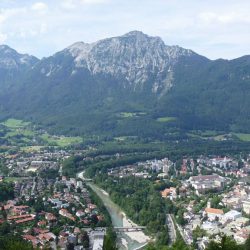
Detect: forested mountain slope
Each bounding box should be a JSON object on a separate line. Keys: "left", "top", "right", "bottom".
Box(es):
{"left": 0, "top": 31, "right": 250, "bottom": 136}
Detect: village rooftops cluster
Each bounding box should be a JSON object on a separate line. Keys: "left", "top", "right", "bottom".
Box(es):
{"left": 0, "top": 170, "right": 107, "bottom": 249}
{"left": 187, "top": 174, "right": 227, "bottom": 195}
{"left": 108, "top": 157, "right": 174, "bottom": 179}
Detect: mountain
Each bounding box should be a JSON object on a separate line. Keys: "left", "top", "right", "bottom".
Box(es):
{"left": 159, "top": 55, "right": 250, "bottom": 132}
{"left": 0, "top": 31, "right": 250, "bottom": 137}
{"left": 64, "top": 31, "right": 195, "bottom": 96}
{"left": 26, "top": 31, "right": 197, "bottom": 95}
{"left": 0, "top": 45, "right": 39, "bottom": 87}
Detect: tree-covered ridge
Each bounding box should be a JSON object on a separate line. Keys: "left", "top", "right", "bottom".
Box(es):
{"left": 157, "top": 55, "right": 250, "bottom": 132}
{"left": 1, "top": 32, "right": 250, "bottom": 137}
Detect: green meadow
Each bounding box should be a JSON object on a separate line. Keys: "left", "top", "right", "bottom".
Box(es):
{"left": 156, "top": 116, "right": 176, "bottom": 122}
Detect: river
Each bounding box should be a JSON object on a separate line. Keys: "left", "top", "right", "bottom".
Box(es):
{"left": 78, "top": 172, "right": 150, "bottom": 250}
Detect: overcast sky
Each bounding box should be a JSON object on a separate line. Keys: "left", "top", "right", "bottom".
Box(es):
{"left": 1, "top": 0, "right": 250, "bottom": 59}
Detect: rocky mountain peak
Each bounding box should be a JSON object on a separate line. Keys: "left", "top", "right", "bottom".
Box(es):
{"left": 33, "top": 31, "right": 199, "bottom": 96}
{"left": 63, "top": 31, "right": 196, "bottom": 94}
{"left": 0, "top": 44, "right": 15, "bottom": 53}
{"left": 0, "top": 44, "right": 38, "bottom": 69}
{"left": 122, "top": 30, "right": 164, "bottom": 45}
{"left": 123, "top": 30, "right": 146, "bottom": 37}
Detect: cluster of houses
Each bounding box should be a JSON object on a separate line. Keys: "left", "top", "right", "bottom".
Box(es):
{"left": 1, "top": 149, "right": 70, "bottom": 177}
{"left": 159, "top": 168, "right": 250, "bottom": 249}
{"left": 222, "top": 183, "right": 250, "bottom": 215}
{"left": 197, "top": 156, "right": 239, "bottom": 169}
{"left": 2, "top": 144, "right": 250, "bottom": 250}
{"left": 14, "top": 176, "right": 55, "bottom": 200}
{"left": 47, "top": 176, "right": 105, "bottom": 226}
{"left": 108, "top": 157, "right": 174, "bottom": 179}
{"left": 187, "top": 174, "right": 227, "bottom": 195}
{"left": 182, "top": 202, "right": 250, "bottom": 249}
{"left": 160, "top": 174, "right": 227, "bottom": 200}
{"left": 142, "top": 158, "right": 174, "bottom": 173}
{"left": 107, "top": 155, "right": 249, "bottom": 182}
{"left": 0, "top": 174, "right": 106, "bottom": 249}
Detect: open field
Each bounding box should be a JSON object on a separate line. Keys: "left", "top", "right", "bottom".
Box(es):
{"left": 0, "top": 118, "right": 83, "bottom": 148}
{"left": 40, "top": 133, "right": 83, "bottom": 147}
{"left": 156, "top": 116, "right": 176, "bottom": 122}
{"left": 234, "top": 133, "right": 250, "bottom": 141}
{"left": 4, "top": 129, "right": 35, "bottom": 138}
{"left": 187, "top": 132, "right": 228, "bottom": 141}
{"left": 187, "top": 130, "right": 229, "bottom": 141}
{"left": 4, "top": 177, "right": 32, "bottom": 183}
{"left": 1, "top": 118, "right": 30, "bottom": 128}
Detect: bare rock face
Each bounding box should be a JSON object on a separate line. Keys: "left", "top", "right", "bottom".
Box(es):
{"left": 0, "top": 45, "right": 38, "bottom": 70}
{"left": 63, "top": 31, "right": 194, "bottom": 95}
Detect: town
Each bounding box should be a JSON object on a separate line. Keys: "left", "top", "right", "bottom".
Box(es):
{"left": 0, "top": 147, "right": 109, "bottom": 250}
{"left": 106, "top": 155, "right": 250, "bottom": 249}
{"left": 0, "top": 122, "right": 250, "bottom": 250}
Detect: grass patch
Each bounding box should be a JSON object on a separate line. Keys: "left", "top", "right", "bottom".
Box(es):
{"left": 188, "top": 131, "right": 228, "bottom": 141}
{"left": 195, "top": 130, "right": 223, "bottom": 137}
{"left": 1, "top": 119, "right": 30, "bottom": 128}
{"left": 234, "top": 133, "right": 250, "bottom": 141}
{"left": 1, "top": 118, "right": 83, "bottom": 148}
{"left": 187, "top": 133, "right": 202, "bottom": 139}
{"left": 4, "top": 129, "right": 35, "bottom": 138}
{"left": 40, "top": 133, "right": 82, "bottom": 147}
{"left": 4, "top": 177, "right": 22, "bottom": 183}
{"left": 156, "top": 117, "right": 176, "bottom": 122}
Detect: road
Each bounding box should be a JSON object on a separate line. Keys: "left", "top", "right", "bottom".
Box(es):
{"left": 174, "top": 217, "right": 191, "bottom": 245}
{"left": 166, "top": 214, "right": 176, "bottom": 245}
{"left": 31, "top": 177, "right": 36, "bottom": 196}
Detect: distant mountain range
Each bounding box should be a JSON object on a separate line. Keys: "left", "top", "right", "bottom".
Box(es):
{"left": 1, "top": 31, "right": 250, "bottom": 137}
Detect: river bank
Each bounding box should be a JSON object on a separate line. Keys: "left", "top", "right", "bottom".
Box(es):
{"left": 77, "top": 171, "right": 150, "bottom": 250}
{"left": 121, "top": 212, "right": 150, "bottom": 244}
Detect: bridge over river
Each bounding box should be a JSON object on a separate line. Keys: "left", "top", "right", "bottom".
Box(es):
{"left": 114, "top": 226, "right": 146, "bottom": 232}
{"left": 77, "top": 171, "right": 150, "bottom": 250}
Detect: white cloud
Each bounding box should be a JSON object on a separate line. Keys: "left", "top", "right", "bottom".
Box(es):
{"left": 61, "top": 0, "right": 76, "bottom": 9}
{"left": 0, "top": 7, "right": 27, "bottom": 20}
{"left": 39, "top": 23, "right": 47, "bottom": 34}
{"left": 0, "top": 14, "right": 7, "bottom": 24}
{"left": 80, "top": 0, "right": 109, "bottom": 4}
{"left": 31, "top": 2, "right": 48, "bottom": 12}
{"left": 60, "top": 0, "right": 108, "bottom": 10}
{"left": 0, "top": 32, "right": 7, "bottom": 43}
{"left": 199, "top": 11, "right": 250, "bottom": 24}
{"left": 0, "top": 0, "right": 250, "bottom": 59}
{"left": 61, "top": 0, "right": 109, "bottom": 9}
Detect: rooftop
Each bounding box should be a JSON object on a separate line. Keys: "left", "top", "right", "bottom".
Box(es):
{"left": 205, "top": 208, "right": 224, "bottom": 215}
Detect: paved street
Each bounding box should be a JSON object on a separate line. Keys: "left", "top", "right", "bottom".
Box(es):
{"left": 166, "top": 214, "right": 176, "bottom": 245}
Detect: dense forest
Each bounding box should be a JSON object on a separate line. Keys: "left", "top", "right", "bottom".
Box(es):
{"left": 0, "top": 222, "right": 33, "bottom": 250}
{"left": 0, "top": 181, "right": 14, "bottom": 202}
{"left": 94, "top": 175, "right": 170, "bottom": 246}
